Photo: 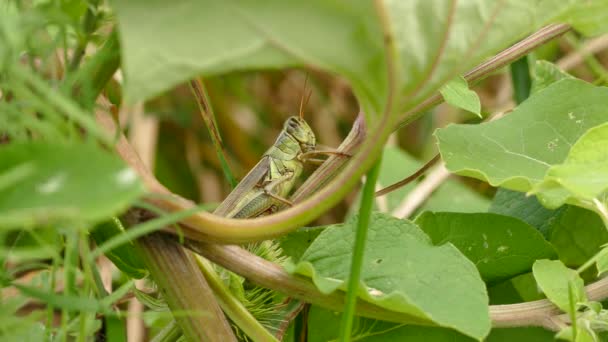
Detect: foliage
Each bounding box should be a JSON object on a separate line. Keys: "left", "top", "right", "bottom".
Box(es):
{"left": 3, "top": 1, "right": 608, "bottom": 341}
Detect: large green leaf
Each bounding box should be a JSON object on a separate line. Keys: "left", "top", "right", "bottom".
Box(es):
{"left": 385, "top": 0, "right": 608, "bottom": 113}
{"left": 286, "top": 213, "right": 489, "bottom": 340}
{"left": 0, "top": 143, "right": 144, "bottom": 228}
{"left": 531, "top": 122, "right": 608, "bottom": 208}
{"left": 489, "top": 188, "right": 563, "bottom": 238}
{"left": 415, "top": 212, "right": 556, "bottom": 283}
{"left": 548, "top": 206, "right": 608, "bottom": 267}
{"left": 110, "top": 0, "right": 386, "bottom": 115}
{"left": 111, "top": 1, "right": 608, "bottom": 117}
{"left": 436, "top": 79, "right": 608, "bottom": 194}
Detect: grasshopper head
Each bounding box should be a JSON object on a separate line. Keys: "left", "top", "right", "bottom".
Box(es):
{"left": 285, "top": 116, "right": 316, "bottom": 153}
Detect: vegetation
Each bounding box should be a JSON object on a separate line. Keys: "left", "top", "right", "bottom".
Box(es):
{"left": 2, "top": 1, "right": 608, "bottom": 341}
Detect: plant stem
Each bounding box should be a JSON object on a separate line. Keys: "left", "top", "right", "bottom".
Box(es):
{"left": 195, "top": 256, "right": 279, "bottom": 342}
{"left": 510, "top": 56, "right": 532, "bottom": 104}
{"left": 69, "top": 0, "right": 101, "bottom": 71}
{"left": 339, "top": 158, "right": 382, "bottom": 341}
{"left": 135, "top": 234, "right": 236, "bottom": 342}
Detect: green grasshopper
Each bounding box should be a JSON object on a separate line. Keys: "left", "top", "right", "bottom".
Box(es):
{"left": 213, "top": 87, "right": 344, "bottom": 219}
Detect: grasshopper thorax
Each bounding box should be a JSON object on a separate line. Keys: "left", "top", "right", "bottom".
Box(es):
{"left": 284, "top": 116, "right": 316, "bottom": 153}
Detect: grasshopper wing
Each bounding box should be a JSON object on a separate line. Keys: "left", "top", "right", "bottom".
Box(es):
{"left": 213, "top": 156, "right": 270, "bottom": 217}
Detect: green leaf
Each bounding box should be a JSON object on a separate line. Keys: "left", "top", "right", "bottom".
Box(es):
{"left": 440, "top": 76, "right": 481, "bottom": 117}
{"left": 559, "top": 0, "right": 608, "bottom": 37}
{"left": 415, "top": 212, "right": 556, "bottom": 283}
{"left": 277, "top": 227, "right": 323, "bottom": 263}
{"left": 531, "top": 60, "right": 574, "bottom": 94}
{"left": 548, "top": 206, "right": 608, "bottom": 267}
{"left": 489, "top": 188, "right": 563, "bottom": 238}
{"left": 436, "top": 79, "right": 608, "bottom": 195}
{"left": 111, "top": 0, "right": 607, "bottom": 118}
{"left": 307, "top": 306, "right": 473, "bottom": 342}
{"left": 109, "top": 0, "right": 386, "bottom": 115}
{"left": 419, "top": 180, "right": 491, "bottom": 214}
{"left": 532, "top": 259, "right": 586, "bottom": 313}
{"left": 287, "top": 213, "right": 489, "bottom": 340}
{"left": 386, "top": 1, "right": 608, "bottom": 113}
{"left": 531, "top": 122, "right": 608, "bottom": 208}
{"left": 90, "top": 219, "right": 148, "bottom": 279}
{"left": 0, "top": 143, "right": 144, "bottom": 228}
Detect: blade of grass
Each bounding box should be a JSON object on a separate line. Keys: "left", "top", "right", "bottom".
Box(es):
{"left": 339, "top": 157, "right": 382, "bottom": 341}
{"left": 189, "top": 78, "right": 238, "bottom": 188}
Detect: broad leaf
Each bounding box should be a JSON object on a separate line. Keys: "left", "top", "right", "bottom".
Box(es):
{"left": 111, "top": 0, "right": 608, "bottom": 117}
{"left": 110, "top": 0, "right": 386, "bottom": 115}
{"left": 386, "top": 0, "right": 608, "bottom": 113}
{"left": 437, "top": 79, "right": 608, "bottom": 194}
{"left": 287, "top": 213, "right": 489, "bottom": 340}
{"left": 0, "top": 143, "right": 144, "bottom": 228}
{"left": 532, "top": 259, "right": 586, "bottom": 313}
{"left": 307, "top": 306, "right": 473, "bottom": 342}
{"left": 415, "top": 212, "right": 556, "bottom": 283}
{"left": 531, "top": 122, "right": 608, "bottom": 208}
{"left": 548, "top": 206, "right": 608, "bottom": 267}
{"left": 440, "top": 76, "right": 481, "bottom": 117}
{"left": 489, "top": 188, "right": 563, "bottom": 238}
{"left": 277, "top": 227, "right": 323, "bottom": 263}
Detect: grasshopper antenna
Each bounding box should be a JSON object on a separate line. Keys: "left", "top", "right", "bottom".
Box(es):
{"left": 299, "top": 75, "right": 312, "bottom": 120}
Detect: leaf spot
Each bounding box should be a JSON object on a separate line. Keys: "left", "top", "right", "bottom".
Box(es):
{"left": 568, "top": 112, "right": 575, "bottom": 120}
{"left": 367, "top": 287, "right": 384, "bottom": 296}
{"left": 497, "top": 246, "right": 508, "bottom": 253}
{"left": 547, "top": 138, "right": 559, "bottom": 152}
{"left": 374, "top": 258, "right": 383, "bottom": 264}
{"left": 37, "top": 173, "right": 66, "bottom": 194}
{"left": 116, "top": 168, "right": 137, "bottom": 185}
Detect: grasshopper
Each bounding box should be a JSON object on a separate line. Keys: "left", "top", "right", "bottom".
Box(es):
{"left": 213, "top": 86, "right": 343, "bottom": 219}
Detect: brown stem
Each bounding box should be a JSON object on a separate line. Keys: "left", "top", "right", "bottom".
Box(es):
{"left": 396, "top": 23, "right": 571, "bottom": 129}
{"left": 135, "top": 233, "right": 237, "bottom": 342}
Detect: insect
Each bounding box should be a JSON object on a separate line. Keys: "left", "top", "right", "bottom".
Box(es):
{"left": 213, "top": 83, "right": 343, "bottom": 219}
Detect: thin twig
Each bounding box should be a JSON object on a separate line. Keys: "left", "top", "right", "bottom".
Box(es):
{"left": 375, "top": 155, "right": 440, "bottom": 197}
{"left": 391, "top": 163, "right": 451, "bottom": 218}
